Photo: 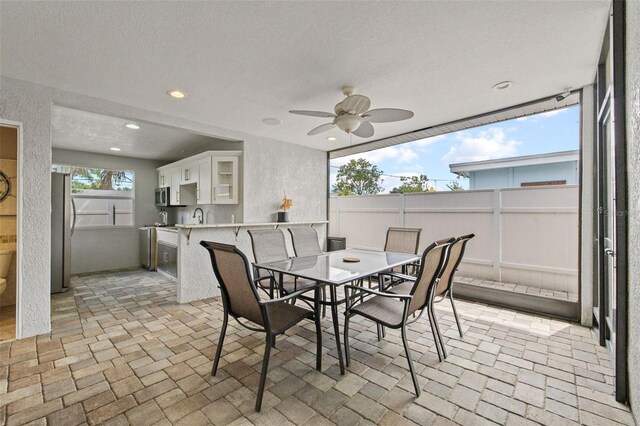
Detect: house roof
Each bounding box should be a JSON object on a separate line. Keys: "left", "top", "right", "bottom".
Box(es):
{"left": 449, "top": 150, "right": 580, "bottom": 177}
{"left": 1, "top": 2, "right": 610, "bottom": 154}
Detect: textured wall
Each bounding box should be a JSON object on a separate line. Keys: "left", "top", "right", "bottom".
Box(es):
{"left": 0, "top": 76, "right": 327, "bottom": 337}
{"left": 243, "top": 138, "right": 327, "bottom": 223}
{"left": 626, "top": 0, "right": 640, "bottom": 418}
{"left": 52, "top": 149, "right": 164, "bottom": 274}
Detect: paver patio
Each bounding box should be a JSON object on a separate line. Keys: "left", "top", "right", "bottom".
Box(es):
{"left": 0, "top": 269, "right": 634, "bottom": 425}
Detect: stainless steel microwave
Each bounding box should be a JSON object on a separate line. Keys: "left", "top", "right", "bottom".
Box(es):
{"left": 155, "top": 187, "right": 172, "bottom": 207}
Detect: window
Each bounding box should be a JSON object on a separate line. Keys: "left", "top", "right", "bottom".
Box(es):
{"left": 52, "top": 165, "right": 135, "bottom": 228}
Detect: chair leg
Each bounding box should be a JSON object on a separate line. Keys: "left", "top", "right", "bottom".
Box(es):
{"left": 401, "top": 325, "right": 421, "bottom": 397}
{"left": 315, "top": 288, "right": 322, "bottom": 371}
{"left": 344, "top": 314, "right": 352, "bottom": 367}
{"left": 321, "top": 286, "right": 327, "bottom": 318}
{"left": 427, "top": 307, "right": 443, "bottom": 362}
{"left": 271, "top": 335, "right": 276, "bottom": 348}
{"left": 449, "top": 293, "right": 463, "bottom": 338}
{"left": 211, "top": 311, "right": 228, "bottom": 376}
{"left": 430, "top": 303, "right": 447, "bottom": 359}
{"left": 256, "top": 332, "right": 272, "bottom": 412}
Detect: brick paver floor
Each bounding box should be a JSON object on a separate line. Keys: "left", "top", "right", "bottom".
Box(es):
{"left": 0, "top": 269, "right": 635, "bottom": 425}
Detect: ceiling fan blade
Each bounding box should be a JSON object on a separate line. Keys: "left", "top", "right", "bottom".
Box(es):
{"left": 341, "top": 95, "right": 371, "bottom": 115}
{"left": 307, "top": 123, "right": 336, "bottom": 136}
{"left": 290, "top": 110, "right": 336, "bottom": 118}
{"left": 352, "top": 121, "right": 374, "bottom": 138}
{"left": 363, "top": 108, "right": 414, "bottom": 123}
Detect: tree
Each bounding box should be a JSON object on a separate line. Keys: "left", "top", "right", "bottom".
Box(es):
{"left": 446, "top": 180, "right": 465, "bottom": 191}
{"left": 333, "top": 159, "right": 384, "bottom": 195}
{"left": 70, "top": 168, "right": 132, "bottom": 193}
{"left": 390, "top": 174, "right": 429, "bottom": 194}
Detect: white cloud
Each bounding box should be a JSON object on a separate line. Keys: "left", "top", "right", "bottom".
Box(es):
{"left": 442, "top": 127, "right": 521, "bottom": 164}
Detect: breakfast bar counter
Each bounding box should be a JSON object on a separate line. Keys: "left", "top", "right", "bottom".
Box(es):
{"left": 174, "top": 220, "right": 328, "bottom": 303}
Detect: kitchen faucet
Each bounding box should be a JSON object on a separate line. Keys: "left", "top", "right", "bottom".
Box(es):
{"left": 193, "top": 208, "right": 204, "bottom": 224}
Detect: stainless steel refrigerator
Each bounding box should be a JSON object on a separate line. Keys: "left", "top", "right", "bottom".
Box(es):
{"left": 51, "top": 172, "right": 75, "bottom": 293}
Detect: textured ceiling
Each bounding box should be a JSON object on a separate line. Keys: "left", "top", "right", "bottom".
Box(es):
{"left": 1, "top": 1, "right": 610, "bottom": 153}
{"left": 51, "top": 106, "right": 239, "bottom": 162}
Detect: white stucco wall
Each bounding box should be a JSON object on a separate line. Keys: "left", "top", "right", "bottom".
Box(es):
{"left": 625, "top": 0, "right": 640, "bottom": 418}
{"left": 0, "top": 76, "right": 327, "bottom": 338}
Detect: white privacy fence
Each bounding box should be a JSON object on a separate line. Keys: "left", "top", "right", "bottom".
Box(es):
{"left": 329, "top": 185, "right": 579, "bottom": 295}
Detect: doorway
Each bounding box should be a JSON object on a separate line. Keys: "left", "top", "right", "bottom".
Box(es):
{"left": 0, "top": 121, "right": 21, "bottom": 343}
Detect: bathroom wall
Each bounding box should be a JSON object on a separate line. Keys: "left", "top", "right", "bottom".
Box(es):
{"left": 0, "top": 126, "right": 17, "bottom": 307}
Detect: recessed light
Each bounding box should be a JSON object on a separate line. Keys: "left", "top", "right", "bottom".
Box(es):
{"left": 492, "top": 81, "right": 513, "bottom": 91}
{"left": 327, "top": 136, "right": 337, "bottom": 141}
{"left": 262, "top": 118, "right": 282, "bottom": 125}
{"left": 167, "top": 90, "right": 186, "bottom": 99}
{"left": 125, "top": 123, "right": 140, "bottom": 130}
{"left": 110, "top": 147, "right": 121, "bottom": 151}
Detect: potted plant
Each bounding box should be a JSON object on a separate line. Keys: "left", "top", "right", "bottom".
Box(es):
{"left": 278, "top": 193, "right": 293, "bottom": 223}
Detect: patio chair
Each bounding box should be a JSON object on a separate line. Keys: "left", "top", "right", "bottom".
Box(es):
{"left": 384, "top": 227, "right": 422, "bottom": 275}
{"left": 248, "top": 228, "right": 317, "bottom": 298}
{"left": 343, "top": 238, "right": 454, "bottom": 396}
{"left": 288, "top": 227, "right": 327, "bottom": 316}
{"left": 200, "top": 241, "right": 322, "bottom": 412}
{"left": 288, "top": 226, "right": 323, "bottom": 257}
{"left": 432, "top": 233, "right": 475, "bottom": 338}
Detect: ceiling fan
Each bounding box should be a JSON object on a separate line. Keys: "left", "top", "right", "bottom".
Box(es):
{"left": 289, "top": 86, "right": 414, "bottom": 138}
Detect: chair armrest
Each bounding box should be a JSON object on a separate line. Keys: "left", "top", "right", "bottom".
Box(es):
{"left": 344, "top": 285, "right": 412, "bottom": 301}
{"left": 378, "top": 272, "right": 416, "bottom": 282}
{"left": 259, "top": 287, "right": 315, "bottom": 305}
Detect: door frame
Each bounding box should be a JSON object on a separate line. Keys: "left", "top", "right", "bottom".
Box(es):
{"left": 593, "top": 0, "right": 628, "bottom": 403}
{"left": 611, "top": 0, "right": 628, "bottom": 403}
{"left": 0, "top": 118, "right": 24, "bottom": 340}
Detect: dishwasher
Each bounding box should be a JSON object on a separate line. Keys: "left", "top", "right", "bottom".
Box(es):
{"left": 157, "top": 240, "right": 177, "bottom": 277}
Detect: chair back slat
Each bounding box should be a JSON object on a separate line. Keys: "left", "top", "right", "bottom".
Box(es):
{"left": 248, "top": 229, "right": 289, "bottom": 263}
{"left": 384, "top": 227, "right": 422, "bottom": 255}
{"left": 408, "top": 238, "right": 454, "bottom": 314}
{"left": 435, "top": 234, "right": 475, "bottom": 296}
{"left": 289, "top": 227, "right": 322, "bottom": 257}
{"left": 200, "top": 241, "right": 264, "bottom": 326}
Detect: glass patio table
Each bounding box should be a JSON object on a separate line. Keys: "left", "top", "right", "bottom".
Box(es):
{"left": 253, "top": 248, "right": 420, "bottom": 374}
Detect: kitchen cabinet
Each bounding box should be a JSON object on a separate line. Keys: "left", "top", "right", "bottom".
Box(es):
{"left": 158, "top": 170, "right": 169, "bottom": 188}
{"left": 180, "top": 162, "right": 198, "bottom": 186}
{"left": 170, "top": 168, "right": 181, "bottom": 205}
{"left": 196, "top": 157, "right": 212, "bottom": 205}
{"left": 157, "top": 150, "right": 241, "bottom": 206}
{"left": 212, "top": 156, "right": 239, "bottom": 204}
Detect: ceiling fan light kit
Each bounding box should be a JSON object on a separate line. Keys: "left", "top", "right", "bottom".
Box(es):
{"left": 335, "top": 114, "right": 364, "bottom": 133}
{"left": 289, "top": 86, "right": 414, "bottom": 139}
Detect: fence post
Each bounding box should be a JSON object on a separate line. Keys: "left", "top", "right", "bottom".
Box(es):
{"left": 400, "top": 194, "right": 405, "bottom": 227}
{"left": 492, "top": 189, "right": 502, "bottom": 281}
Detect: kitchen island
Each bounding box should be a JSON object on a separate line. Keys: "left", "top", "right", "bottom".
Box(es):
{"left": 174, "top": 221, "right": 328, "bottom": 303}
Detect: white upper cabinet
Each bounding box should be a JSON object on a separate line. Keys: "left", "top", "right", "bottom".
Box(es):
{"left": 157, "top": 151, "right": 240, "bottom": 206}
{"left": 212, "top": 156, "right": 239, "bottom": 204}
{"left": 158, "top": 169, "right": 169, "bottom": 188}
{"left": 196, "top": 157, "right": 212, "bottom": 205}
{"left": 170, "top": 167, "right": 182, "bottom": 205}
{"left": 180, "top": 162, "right": 198, "bottom": 186}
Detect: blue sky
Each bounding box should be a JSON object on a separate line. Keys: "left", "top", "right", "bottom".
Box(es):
{"left": 329, "top": 105, "right": 580, "bottom": 192}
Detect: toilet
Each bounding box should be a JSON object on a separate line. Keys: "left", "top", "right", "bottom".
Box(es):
{"left": 0, "top": 249, "right": 14, "bottom": 296}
